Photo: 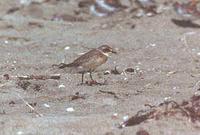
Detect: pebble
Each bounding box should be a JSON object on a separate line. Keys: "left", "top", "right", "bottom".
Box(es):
{"left": 4, "top": 40, "right": 8, "bottom": 44}
{"left": 58, "top": 84, "right": 65, "bottom": 88}
{"left": 66, "top": 107, "right": 75, "bottom": 112}
{"left": 17, "top": 131, "right": 24, "bottom": 135}
{"left": 113, "top": 113, "right": 118, "bottom": 117}
{"left": 43, "top": 103, "right": 50, "bottom": 108}
{"left": 123, "top": 115, "right": 129, "bottom": 121}
{"left": 164, "top": 96, "right": 171, "bottom": 102}
{"left": 64, "top": 46, "right": 70, "bottom": 50}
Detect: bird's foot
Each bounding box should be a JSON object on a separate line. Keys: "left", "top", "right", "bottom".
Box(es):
{"left": 85, "top": 80, "right": 105, "bottom": 86}
{"left": 86, "top": 80, "right": 99, "bottom": 86}
{"left": 77, "top": 82, "right": 85, "bottom": 86}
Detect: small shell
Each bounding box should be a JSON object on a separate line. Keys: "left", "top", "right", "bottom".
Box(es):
{"left": 66, "top": 107, "right": 75, "bottom": 112}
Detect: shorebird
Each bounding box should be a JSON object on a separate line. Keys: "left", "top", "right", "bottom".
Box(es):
{"left": 58, "top": 45, "right": 116, "bottom": 84}
{"left": 135, "top": 0, "right": 157, "bottom": 12}
{"left": 173, "top": 0, "right": 200, "bottom": 21}
{"left": 90, "top": 0, "right": 126, "bottom": 17}
{"left": 172, "top": 0, "right": 200, "bottom": 28}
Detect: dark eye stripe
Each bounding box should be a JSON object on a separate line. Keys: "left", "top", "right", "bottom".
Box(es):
{"left": 103, "top": 48, "right": 110, "bottom": 52}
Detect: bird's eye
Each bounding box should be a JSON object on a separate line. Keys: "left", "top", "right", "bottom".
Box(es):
{"left": 103, "top": 48, "right": 111, "bottom": 52}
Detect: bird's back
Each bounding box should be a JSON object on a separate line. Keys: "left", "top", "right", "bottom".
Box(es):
{"left": 59, "top": 49, "right": 108, "bottom": 73}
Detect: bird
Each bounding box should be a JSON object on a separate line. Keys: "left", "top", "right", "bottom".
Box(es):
{"left": 135, "top": 0, "right": 157, "bottom": 12}
{"left": 58, "top": 45, "right": 116, "bottom": 84}
{"left": 173, "top": 1, "right": 200, "bottom": 21}
{"left": 90, "top": 0, "right": 127, "bottom": 17}
{"left": 172, "top": 0, "right": 200, "bottom": 28}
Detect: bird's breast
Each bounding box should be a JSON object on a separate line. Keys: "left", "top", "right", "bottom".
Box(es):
{"left": 82, "top": 54, "right": 108, "bottom": 71}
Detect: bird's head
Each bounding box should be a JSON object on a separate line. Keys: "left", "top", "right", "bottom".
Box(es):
{"left": 98, "top": 45, "right": 117, "bottom": 56}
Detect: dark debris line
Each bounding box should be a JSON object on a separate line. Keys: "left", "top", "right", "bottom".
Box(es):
{"left": 119, "top": 95, "right": 200, "bottom": 128}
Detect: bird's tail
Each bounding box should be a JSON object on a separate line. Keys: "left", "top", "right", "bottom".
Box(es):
{"left": 51, "top": 62, "right": 79, "bottom": 74}
{"left": 52, "top": 63, "right": 73, "bottom": 69}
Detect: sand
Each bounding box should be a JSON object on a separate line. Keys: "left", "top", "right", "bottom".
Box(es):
{"left": 1, "top": 0, "right": 200, "bottom": 134}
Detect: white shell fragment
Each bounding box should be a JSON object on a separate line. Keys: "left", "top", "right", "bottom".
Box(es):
{"left": 150, "top": 43, "right": 156, "bottom": 47}
{"left": 164, "top": 96, "right": 171, "bottom": 102}
{"left": 184, "top": 31, "right": 196, "bottom": 35}
{"left": 90, "top": 5, "right": 107, "bottom": 17}
{"left": 17, "top": 131, "right": 24, "bottom": 135}
{"left": 136, "top": 9, "right": 145, "bottom": 17}
{"left": 64, "top": 46, "right": 70, "bottom": 50}
{"left": 43, "top": 103, "right": 50, "bottom": 108}
{"left": 135, "top": 67, "right": 140, "bottom": 71}
{"left": 113, "top": 113, "right": 118, "bottom": 117}
{"left": 78, "top": 52, "right": 86, "bottom": 55}
{"left": 195, "top": 91, "right": 200, "bottom": 96}
{"left": 58, "top": 84, "right": 65, "bottom": 88}
{"left": 4, "top": 40, "right": 8, "bottom": 44}
{"left": 146, "top": 12, "right": 153, "bottom": 17}
{"left": 66, "top": 107, "right": 75, "bottom": 112}
{"left": 166, "top": 71, "right": 177, "bottom": 76}
{"left": 123, "top": 115, "right": 129, "bottom": 121}
{"left": 19, "top": 0, "right": 32, "bottom": 6}
{"left": 104, "top": 70, "right": 111, "bottom": 74}
{"left": 123, "top": 77, "right": 128, "bottom": 81}
{"left": 112, "top": 113, "right": 118, "bottom": 119}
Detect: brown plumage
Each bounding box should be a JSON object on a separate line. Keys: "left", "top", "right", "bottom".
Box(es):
{"left": 59, "top": 45, "right": 116, "bottom": 84}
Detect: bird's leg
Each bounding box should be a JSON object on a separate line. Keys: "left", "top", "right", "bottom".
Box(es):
{"left": 81, "top": 73, "right": 84, "bottom": 84}
{"left": 88, "top": 71, "right": 103, "bottom": 85}
{"left": 89, "top": 71, "right": 94, "bottom": 81}
{"left": 85, "top": 71, "right": 106, "bottom": 86}
{"left": 77, "top": 73, "right": 85, "bottom": 86}
{"left": 88, "top": 71, "right": 99, "bottom": 85}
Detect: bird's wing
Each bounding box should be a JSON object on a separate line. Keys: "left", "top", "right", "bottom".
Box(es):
{"left": 70, "top": 49, "right": 103, "bottom": 67}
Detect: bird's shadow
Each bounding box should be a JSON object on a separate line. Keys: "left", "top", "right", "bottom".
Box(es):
{"left": 171, "top": 19, "right": 200, "bottom": 28}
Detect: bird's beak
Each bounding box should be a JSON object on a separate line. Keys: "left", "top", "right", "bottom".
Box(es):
{"left": 111, "top": 49, "right": 117, "bottom": 54}
{"left": 112, "top": 50, "right": 117, "bottom": 54}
